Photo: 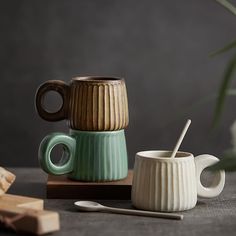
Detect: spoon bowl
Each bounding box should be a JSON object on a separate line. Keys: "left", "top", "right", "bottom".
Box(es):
{"left": 74, "top": 201, "right": 104, "bottom": 212}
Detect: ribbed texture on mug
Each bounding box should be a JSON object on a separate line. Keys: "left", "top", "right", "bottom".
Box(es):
{"left": 69, "top": 130, "right": 128, "bottom": 181}
{"left": 68, "top": 82, "right": 129, "bottom": 131}
{"left": 132, "top": 157, "right": 197, "bottom": 212}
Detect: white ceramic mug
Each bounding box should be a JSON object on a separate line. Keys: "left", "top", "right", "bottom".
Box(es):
{"left": 131, "top": 150, "right": 225, "bottom": 212}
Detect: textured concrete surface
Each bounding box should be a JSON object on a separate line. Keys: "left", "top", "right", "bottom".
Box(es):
{"left": 1, "top": 168, "right": 235, "bottom": 236}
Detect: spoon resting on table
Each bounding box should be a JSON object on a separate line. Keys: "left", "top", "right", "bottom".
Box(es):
{"left": 74, "top": 201, "right": 183, "bottom": 220}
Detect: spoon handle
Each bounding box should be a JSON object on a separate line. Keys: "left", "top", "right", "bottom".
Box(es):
{"left": 170, "top": 119, "right": 191, "bottom": 159}
{"left": 101, "top": 206, "right": 183, "bottom": 220}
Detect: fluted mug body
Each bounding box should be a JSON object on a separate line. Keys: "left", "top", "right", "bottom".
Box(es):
{"left": 132, "top": 151, "right": 225, "bottom": 212}
{"left": 38, "top": 129, "right": 128, "bottom": 181}
{"left": 35, "top": 76, "right": 129, "bottom": 131}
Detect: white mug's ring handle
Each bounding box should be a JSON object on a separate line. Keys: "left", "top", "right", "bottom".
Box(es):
{"left": 195, "top": 154, "right": 225, "bottom": 198}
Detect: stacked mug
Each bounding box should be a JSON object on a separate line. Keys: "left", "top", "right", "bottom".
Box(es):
{"left": 35, "top": 76, "right": 129, "bottom": 181}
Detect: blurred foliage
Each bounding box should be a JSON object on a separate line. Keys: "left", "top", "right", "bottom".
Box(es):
{"left": 209, "top": 150, "right": 236, "bottom": 171}
{"left": 210, "top": 0, "right": 236, "bottom": 171}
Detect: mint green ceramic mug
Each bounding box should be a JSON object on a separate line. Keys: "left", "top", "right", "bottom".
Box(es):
{"left": 39, "top": 129, "right": 128, "bottom": 181}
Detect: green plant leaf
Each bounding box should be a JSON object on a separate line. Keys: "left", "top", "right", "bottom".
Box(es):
{"left": 209, "top": 150, "right": 236, "bottom": 171}
{"left": 210, "top": 39, "right": 236, "bottom": 57}
{"left": 213, "top": 54, "right": 236, "bottom": 128}
{"left": 227, "top": 88, "right": 236, "bottom": 95}
{"left": 216, "top": 0, "right": 236, "bottom": 16}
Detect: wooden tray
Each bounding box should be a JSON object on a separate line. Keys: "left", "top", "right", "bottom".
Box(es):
{"left": 47, "top": 170, "right": 133, "bottom": 199}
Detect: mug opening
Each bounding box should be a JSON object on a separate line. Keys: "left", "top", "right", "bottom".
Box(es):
{"left": 72, "top": 76, "right": 123, "bottom": 83}
{"left": 136, "top": 150, "right": 192, "bottom": 160}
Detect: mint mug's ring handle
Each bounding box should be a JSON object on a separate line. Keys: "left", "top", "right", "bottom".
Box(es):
{"left": 35, "top": 80, "right": 69, "bottom": 121}
{"left": 38, "top": 133, "right": 76, "bottom": 175}
{"left": 195, "top": 154, "right": 225, "bottom": 198}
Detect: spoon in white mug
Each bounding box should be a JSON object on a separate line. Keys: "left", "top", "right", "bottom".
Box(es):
{"left": 170, "top": 119, "right": 191, "bottom": 159}
{"left": 74, "top": 201, "right": 183, "bottom": 220}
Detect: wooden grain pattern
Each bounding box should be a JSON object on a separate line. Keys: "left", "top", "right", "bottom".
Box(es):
{"left": 0, "top": 167, "right": 15, "bottom": 196}
{"left": 0, "top": 205, "right": 60, "bottom": 235}
{"left": 47, "top": 170, "right": 133, "bottom": 199}
{"left": 0, "top": 194, "right": 44, "bottom": 210}
{"left": 0, "top": 193, "right": 60, "bottom": 234}
{"left": 35, "top": 77, "right": 129, "bottom": 131}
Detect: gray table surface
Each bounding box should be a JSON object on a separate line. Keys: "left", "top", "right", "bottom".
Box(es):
{"left": 1, "top": 168, "right": 236, "bottom": 236}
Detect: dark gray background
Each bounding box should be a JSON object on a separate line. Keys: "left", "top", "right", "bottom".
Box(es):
{"left": 1, "top": 0, "right": 236, "bottom": 167}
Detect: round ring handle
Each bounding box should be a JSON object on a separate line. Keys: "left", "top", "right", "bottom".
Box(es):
{"left": 35, "top": 80, "right": 69, "bottom": 121}
{"left": 195, "top": 154, "right": 225, "bottom": 198}
{"left": 38, "top": 133, "right": 76, "bottom": 175}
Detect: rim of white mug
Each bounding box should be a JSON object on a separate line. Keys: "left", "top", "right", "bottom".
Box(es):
{"left": 136, "top": 150, "right": 193, "bottom": 160}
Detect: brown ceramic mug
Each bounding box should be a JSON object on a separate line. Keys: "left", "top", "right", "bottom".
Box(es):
{"left": 35, "top": 76, "right": 129, "bottom": 131}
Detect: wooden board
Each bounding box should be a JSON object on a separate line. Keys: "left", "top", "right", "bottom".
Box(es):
{"left": 0, "top": 194, "right": 44, "bottom": 210}
{"left": 47, "top": 170, "right": 133, "bottom": 199}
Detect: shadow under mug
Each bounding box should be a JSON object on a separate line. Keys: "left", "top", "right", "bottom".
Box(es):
{"left": 35, "top": 76, "right": 129, "bottom": 131}
{"left": 38, "top": 129, "right": 128, "bottom": 181}
{"left": 132, "top": 150, "right": 225, "bottom": 212}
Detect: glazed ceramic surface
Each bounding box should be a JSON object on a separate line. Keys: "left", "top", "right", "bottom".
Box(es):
{"left": 35, "top": 77, "right": 129, "bottom": 131}
{"left": 132, "top": 151, "right": 225, "bottom": 212}
{"left": 38, "top": 129, "right": 128, "bottom": 181}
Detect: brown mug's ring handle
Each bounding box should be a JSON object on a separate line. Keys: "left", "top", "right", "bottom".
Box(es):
{"left": 35, "top": 80, "right": 69, "bottom": 121}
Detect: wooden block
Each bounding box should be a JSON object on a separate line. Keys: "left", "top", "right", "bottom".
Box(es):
{"left": 0, "top": 167, "right": 16, "bottom": 196}
{"left": 0, "top": 194, "right": 44, "bottom": 210}
{"left": 47, "top": 170, "right": 133, "bottom": 199}
{"left": 0, "top": 205, "right": 60, "bottom": 235}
